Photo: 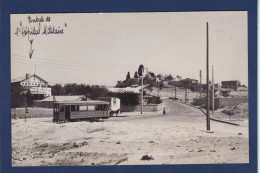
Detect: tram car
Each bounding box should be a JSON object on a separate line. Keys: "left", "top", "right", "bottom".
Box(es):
{"left": 97, "top": 97, "right": 121, "bottom": 116}
{"left": 53, "top": 100, "right": 110, "bottom": 122}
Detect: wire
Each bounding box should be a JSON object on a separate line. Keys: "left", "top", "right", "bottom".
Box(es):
{"left": 12, "top": 59, "right": 125, "bottom": 73}
{"left": 11, "top": 54, "right": 136, "bottom": 69}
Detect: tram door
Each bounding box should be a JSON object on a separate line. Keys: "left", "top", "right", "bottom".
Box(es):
{"left": 65, "top": 105, "right": 71, "bottom": 120}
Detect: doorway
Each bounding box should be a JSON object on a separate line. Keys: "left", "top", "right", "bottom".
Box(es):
{"left": 65, "top": 105, "right": 70, "bottom": 120}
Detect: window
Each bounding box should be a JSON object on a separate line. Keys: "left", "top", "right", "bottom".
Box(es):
{"left": 96, "top": 105, "right": 105, "bottom": 110}
{"left": 60, "top": 106, "right": 64, "bottom": 112}
{"left": 79, "top": 106, "right": 87, "bottom": 111}
{"left": 71, "top": 105, "right": 79, "bottom": 112}
{"left": 54, "top": 105, "right": 59, "bottom": 113}
{"left": 88, "top": 105, "right": 95, "bottom": 110}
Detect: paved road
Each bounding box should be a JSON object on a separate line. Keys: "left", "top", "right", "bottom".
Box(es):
{"left": 107, "top": 99, "right": 206, "bottom": 125}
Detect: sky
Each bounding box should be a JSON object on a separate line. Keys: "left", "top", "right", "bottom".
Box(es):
{"left": 11, "top": 11, "right": 248, "bottom": 86}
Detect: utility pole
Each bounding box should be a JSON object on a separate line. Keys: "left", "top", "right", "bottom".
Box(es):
{"left": 185, "top": 88, "right": 187, "bottom": 104}
{"left": 157, "top": 82, "right": 160, "bottom": 97}
{"left": 141, "top": 67, "right": 148, "bottom": 114}
{"left": 206, "top": 22, "right": 210, "bottom": 131}
{"left": 141, "top": 74, "right": 143, "bottom": 114}
{"left": 175, "top": 86, "right": 177, "bottom": 100}
{"left": 212, "top": 65, "right": 214, "bottom": 114}
{"left": 200, "top": 70, "right": 202, "bottom": 98}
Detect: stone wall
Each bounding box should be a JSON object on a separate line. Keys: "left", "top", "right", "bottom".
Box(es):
{"left": 34, "top": 101, "right": 53, "bottom": 108}
{"left": 120, "top": 104, "right": 163, "bottom": 112}
{"left": 215, "top": 97, "right": 248, "bottom": 108}
{"left": 193, "top": 97, "right": 248, "bottom": 109}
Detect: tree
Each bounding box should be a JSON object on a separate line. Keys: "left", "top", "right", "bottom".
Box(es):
{"left": 148, "top": 72, "right": 155, "bottom": 78}
{"left": 107, "top": 91, "right": 140, "bottom": 105}
{"left": 165, "top": 74, "right": 173, "bottom": 81}
{"left": 176, "top": 75, "right": 182, "bottom": 80}
{"left": 157, "top": 74, "right": 163, "bottom": 80}
{"left": 126, "top": 72, "right": 130, "bottom": 81}
{"left": 134, "top": 71, "right": 139, "bottom": 78}
{"left": 51, "top": 84, "right": 65, "bottom": 96}
{"left": 138, "top": 64, "right": 144, "bottom": 76}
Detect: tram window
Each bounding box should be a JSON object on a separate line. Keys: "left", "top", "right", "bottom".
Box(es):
{"left": 71, "top": 105, "right": 79, "bottom": 112}
{"left": 96, "top": 105, "right": 104, "bottom": 110}
{"left": 60, "top": 106, "right": 64, "bottom": 112}
{"left": 88, "top": 106, "right": 95, "bottom": 110}
{"left": 79, "top": 106, "right": 87, "bottom": 111}
{"left": 54, "top": 105, "right": 59, "bottom": 112}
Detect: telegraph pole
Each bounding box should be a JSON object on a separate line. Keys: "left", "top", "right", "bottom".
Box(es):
{"left": 212, "top": 65, "right": 214, "bottom": 114}
{"left": 200, "top": 70, "right": 202, "bottom": 98}
{"left": 141, "top": 67, "right": 148, "bottom": 114}
{"left": 141, "top": 74, "right": 143, "bottom": 114}
{"left": 175, "top": 86, "right": 177, "bottom": 100}
{"left": 185, "top": 88, "right": 187, "bottom": 104}
{"left": 206, "top": 22, "right": 210, "bottom": 131}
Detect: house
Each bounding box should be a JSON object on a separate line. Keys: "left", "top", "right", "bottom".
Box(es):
{"left": 221, "top": 80, "right": 241, "bottom": 90}
{"left": 11, "top": 73, "right": 52, "bottom": 107}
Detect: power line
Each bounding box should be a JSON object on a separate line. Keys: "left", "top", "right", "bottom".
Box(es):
{"left": 11, "top": 54, "right": 135, "bottom": 69}
{"left": 12, "top": 56, "right": 127, "bottom": 71}
{"left": 12, "top": 59, "right": 125, "bottom": 73}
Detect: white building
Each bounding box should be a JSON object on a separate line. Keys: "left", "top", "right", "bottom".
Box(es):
{"left": 11, "top": 73, "right": 52, "bottom": 98}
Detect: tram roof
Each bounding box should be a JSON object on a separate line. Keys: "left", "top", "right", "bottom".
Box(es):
{"left": 54, "top": 100, "right": 110, "bottom": 105}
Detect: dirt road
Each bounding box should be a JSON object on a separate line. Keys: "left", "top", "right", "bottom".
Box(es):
{"left": 12, "top": 99, "right": 249, "bottom": 166}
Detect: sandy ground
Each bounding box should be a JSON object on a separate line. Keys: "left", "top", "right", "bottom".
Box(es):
{"left": 11, "top": 99, "right": 249, "bottom": 166}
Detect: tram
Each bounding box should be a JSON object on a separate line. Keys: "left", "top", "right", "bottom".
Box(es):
{"left": 53, "top": 100, "right": 110, "bottom": 122}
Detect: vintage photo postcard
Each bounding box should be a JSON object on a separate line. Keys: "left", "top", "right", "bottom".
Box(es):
{"left": 10, "top": 11, "right": 249, "bottom": 166}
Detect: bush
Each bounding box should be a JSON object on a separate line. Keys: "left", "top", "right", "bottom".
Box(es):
{"left": 107, "top": 92, "right": 140, "bottom": 105}
{"left": 147, "top": 96, "right": 162, "bottom": 104}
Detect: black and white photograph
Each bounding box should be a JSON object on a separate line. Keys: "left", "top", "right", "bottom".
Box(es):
{"left": 11, "top": 12, "right": 249, "bottom": 166}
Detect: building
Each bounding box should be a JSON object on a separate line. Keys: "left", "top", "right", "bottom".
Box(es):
{"left": 221, "top": 80, "right": 241, "bottom": 90}
{"left": 11, "top": 74, "right": 52, "bottom": 107}
{"left": 169, "top": 80, "right": 182, "bottom": 87}
{"left": 180, "top": 78, "right": 199, "bottom": 87}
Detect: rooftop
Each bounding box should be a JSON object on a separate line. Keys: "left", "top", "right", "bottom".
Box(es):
{"left": 55, "top": 100, "right": 109, "bottom": 105}
{"left": 11, "top": 74, "right": 48, "bottom": 83}
{"left": 42, "top": 95, "right": 86, "bottom": 102}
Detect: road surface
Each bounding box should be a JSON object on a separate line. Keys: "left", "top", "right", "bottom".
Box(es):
{"left": 12, "top": 99, "right": 249, "bottom": 166}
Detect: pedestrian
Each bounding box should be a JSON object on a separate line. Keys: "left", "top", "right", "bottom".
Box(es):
{"left": 163, "top": 107, "right": 166, "bottom": 115}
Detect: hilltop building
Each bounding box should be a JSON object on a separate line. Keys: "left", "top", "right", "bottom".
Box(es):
{"left": 221, "top": 80, "right": 241, "bottom": 90}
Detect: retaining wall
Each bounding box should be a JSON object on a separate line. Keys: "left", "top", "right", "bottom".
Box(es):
{"left": 34, "top": 101, "right": 53, "bottom": 108}
{"left": 120, "top": 104, "right": 162, "bottom": 112}
{"left": 193, "top": 97, "right": 248, "bottom": 109}
{"left": 215, "top": 97, "right": 248, "bottom": 108}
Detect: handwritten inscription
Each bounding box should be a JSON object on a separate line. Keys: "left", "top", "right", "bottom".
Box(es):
{"left": 14, "top": 15, "right": 67, "bottom": 59}
{"left": 14, "top": 22, "right": 66, "bottom": 40}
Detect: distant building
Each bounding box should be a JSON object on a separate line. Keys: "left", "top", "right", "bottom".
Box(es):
{"left": 11, "top": 74, "right": 52, "bottom": 107}
{"left": 221, "top": 80, "right": 241, "bottom": 90}
{"left": 169, "top": 80, "right": 182, "bottom": 87}
{"left": 180, "top": 78, "right": 199, "bottom": 89}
